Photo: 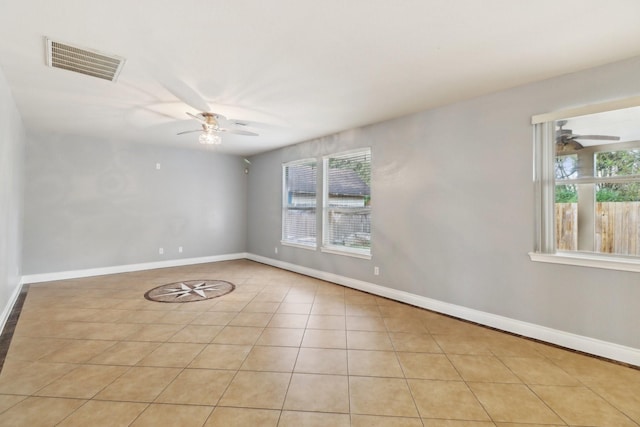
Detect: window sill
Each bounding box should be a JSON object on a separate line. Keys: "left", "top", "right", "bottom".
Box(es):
{"left": 528, "top": 251, "right": 640, "bottom": 273}
{"left": 321, "top": 246, "right": 372, "bottom": 260}
{"left": 281, "top": 241, "right": 317, "bottom": 251}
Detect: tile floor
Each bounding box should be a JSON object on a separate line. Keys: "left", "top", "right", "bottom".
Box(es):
{"left": 0, "top": 260, "right": 638, "bottom": 426}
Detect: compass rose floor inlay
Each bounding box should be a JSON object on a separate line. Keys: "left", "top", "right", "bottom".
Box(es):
{"left": 144, "top": 280, "right": 235, "bottom": 303}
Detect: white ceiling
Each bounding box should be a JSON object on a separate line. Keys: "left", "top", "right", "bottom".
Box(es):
{"left": 2, "top": 0, "right": 640, "bottom": 156}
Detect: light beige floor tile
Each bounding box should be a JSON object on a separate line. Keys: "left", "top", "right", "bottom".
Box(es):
{"left": 589, "top": 382, "right": 640, "bottom": 423}
{"left": 346, "top": 304, "right": 382, "bottom": 317}
{"left": 212, "top": 326, "right": 263, "bottom": 345}
{"left": 167, "top": 325, "right": 223, "bottom": 343}
{"left": 531, "top": 384, "right": 637, "bottom": 426}
{"left": 6, "top": 260, "right": 640, "bottom": 427}
{"left": 240, "top": 345, "right": 298, "bottom": 372}
{"left": 267, "top": 313, "right": 309, "bottom": 328}
{"left": 156, "top": 310, "right": 201, "bottom": 324}
{"left": 448, "top": 355, "right": 521, "bottom": 383}
{"left": 130, "top": 403, "right": 213, "bottom": 427}
{"left": 209, "top": 300, "right": 248, "bottom": 312}
{"left": 228, "top": 312, "right": 273, "bottom": 327}
{"left": 218, "top": 371, "right": 291, "bottom": 409}
{"left": 253, "top": 292, "right": 287, "bottom": 303}
{"left": 155, "top": 369, "right": 234, "bottom": 405}
{"left": 488, "top": 335, "right": 545, "bottom": 358}
{"left": 36, "top": 364, "right": 128, "bottom": 399}
{"left": 88, "top": 341, "right": 161, "bottom": 365}
{"left": 3, "top": 337, "right": 69, "bottom": 361}
{"left": 124, "top": 324, "right": 184, "bottom": 342}
{"left": 424, "top": 317, "right": 481, "bottom": 335}
{"left": 347, "top": 331, "right": 394, "bottom": 350}
{"left": 255, "top": 327, "right": 304, "bottom": 347}
{"left": 347, "top": 316, "right": 387, "bottom": 331}
{"left": 242, "top": 301, "right": 280, "bottom": 313}
{"left": 302, "top": 329, "right": 347, "bottom": 348}
{"left": 0, "top": 361, "right": 76, "bottom": 395}
{"left": 550, "top": 352, "right": 639, "bottom": 386}
{"left": 191, "top": 311, "right": 237, "bottom": 326}
{"left": 351, "top": 414, "right": 424, "bottom": 426}
{"left": 203, "top": 407, "right": 280, "bottom": 427}
{"left": 0, "top": 396, "right": 85, "bottom": 427}
{"left": 284, "top": 373, "right": 349, "bottom": 413}
{"left": 377, "top": 305, "right": 423, "bottom": 319}
{"left": 307, "top": 314, "right": 346, "bottom": 330}
{"left": 277, "top": 303, "right": 312, "bottom": 314}
{"left": 188, "top": 343, "right": 251, "bottom": 369}
{"left": 39, "top": 339, "right": 116, "bottom": 364}
{"left": 431, "top": 334, "right": 493, "bottom": 355}
{"left": 0, "top": 394, "right": 26, "bottom": 413}
{"left": 389, "top": 332, "right": 441, "bottom": 352}
{"left": 468, "top": 382, "right": 564, "bottom": 424}
{"left": 95, "top": 366, "right": 181, "bottom": 402}
{"left": 423, "top": 421, "right": 496, "bottom": 427}
{"left": 117, "top": 310, "right": 167, "bottom": 324}
{"left": 383, "top": 317, "right": 429, "bottom": 334}
{"left": 137, "top": 342, "right": 205, "bottom": 368}
{"left": 345, "top": 294, "right": 378, "bottom": 305}
{"left": 294, "top": 347, "right": 348, "bottom": 374}
{"left": 311, "top": 302, "right": 346, "bottom": 315}
{"left": 397, "top": 352, "right": 461, "bottom": 380}
{"left": 349, "top": 376, "right": 418, "bottom": 417}
{"left": 279, "top": 410, "right": 350, "bottom": 426}
{"left": 348, "top": 350, "right": 404, "bottom": 377}
{"left": 57, "top": 400, "right": 148, "bottom": 427}
{"left": 407, "top": 379, "right": 490, "bottom": 421}
{"left": 499, "top": 356, "right": 580, "bottom": 386}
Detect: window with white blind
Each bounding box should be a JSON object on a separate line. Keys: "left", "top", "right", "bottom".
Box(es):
{"left": 282, "top": 159, "right": 317, "bottom": 249}
{"left": 322, "top": 149, "right": 372, "bottom": 258}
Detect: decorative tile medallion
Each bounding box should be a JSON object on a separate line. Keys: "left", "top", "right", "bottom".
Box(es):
{"left": 144, "top": 280, "right": 235, "bottom": 303}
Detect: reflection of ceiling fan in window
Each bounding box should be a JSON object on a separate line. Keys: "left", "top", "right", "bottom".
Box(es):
{"left": 556, "top": 120, "right": 619, "bottom": 152}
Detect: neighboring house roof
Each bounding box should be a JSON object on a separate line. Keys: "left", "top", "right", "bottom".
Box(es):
{"left": 288, "top": 165, "right": 370, "bottom": 196}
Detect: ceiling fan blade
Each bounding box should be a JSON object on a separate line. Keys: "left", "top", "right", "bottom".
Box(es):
{"left": 176, "top": 129, "right": 203, "bottom": 135}
{"left": 572, "top": 135, "right": 620, "bottom": 141}
{"left": 217, "top": 128, "right": 259, "bottom": 136}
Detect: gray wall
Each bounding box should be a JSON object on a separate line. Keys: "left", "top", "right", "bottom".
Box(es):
{"left": 0, "top": 66, "right": 25, "bottom": 311}
{"left": 247, "top": 56, "right": 640, "bottom": 349}
{"left": 23, "top": 136, "right": 248, "bottom": 274}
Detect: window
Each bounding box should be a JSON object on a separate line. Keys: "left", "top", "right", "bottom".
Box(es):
{"left": 322, "top": 149, "right": 372, "bottom": 258}
{"left": 531, "top": 99, "right": 640, "bottom": 271}
{"left": 282, "top": 159, "right": 317, "bottom": 248}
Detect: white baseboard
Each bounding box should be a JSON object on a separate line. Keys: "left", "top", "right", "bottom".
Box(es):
{"left": 21, "top": 253, "right": 248, "bottom": 284}
{"left": 247, "top": 253, "right": 640, "bottom": 367}
{"left": 0, "top": 281, "right": 23, "bottom": 336}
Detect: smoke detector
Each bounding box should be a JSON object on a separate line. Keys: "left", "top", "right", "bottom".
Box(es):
{"left": 45, "top": 37, "right": 125, "bottom": 82}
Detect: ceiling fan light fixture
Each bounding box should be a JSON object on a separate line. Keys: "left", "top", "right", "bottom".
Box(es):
{"left": 199, "top": 132, "right": 221, "bottom": 145}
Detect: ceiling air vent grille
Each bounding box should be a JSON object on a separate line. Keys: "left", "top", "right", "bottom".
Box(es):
{"left": 45, "top": 38, "right": 125, "bottom": 82}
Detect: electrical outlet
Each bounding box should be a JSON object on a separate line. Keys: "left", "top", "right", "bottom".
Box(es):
{"left": 156, "top": 163, "right": 161, "bottom": 170}
{"left": 159, "top": 247, "right": 164, "bottom": 255}
{"left": 275, "top": 247, "right": 278, "bottom": 254}
{"left": 178, "top": 246, "right": 183, "bottom": 253}
{"left": 374, "top": 266, "right": 379, "bottom": 275}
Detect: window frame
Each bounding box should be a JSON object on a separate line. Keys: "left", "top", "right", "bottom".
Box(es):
{"left": 281, "top": 158, "right": 318, "bottom": 250}
{"left": 530, "top": 96, "right": 640, "bottom": 272}
{"left": 321, "top": 148, "right": 372, "bottom": 260}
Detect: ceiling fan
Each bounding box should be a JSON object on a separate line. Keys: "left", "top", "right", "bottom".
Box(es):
{"left": 177, "top": 112, "right": 259, "bottom": 145}
{"left": 556, "top": 120, "right": 620, "bottom": 152}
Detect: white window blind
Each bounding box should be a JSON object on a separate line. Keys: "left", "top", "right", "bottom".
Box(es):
{"left": 282, "top": 159, "right": 317, "bottom": 248}
{"left": 323, "top": 149, "right": 371, "bottom": 257}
